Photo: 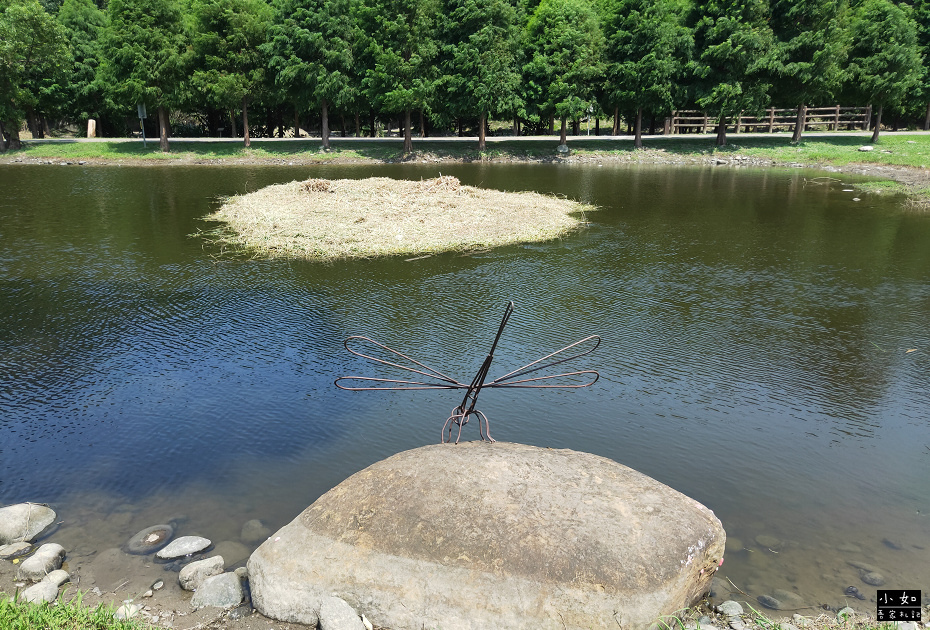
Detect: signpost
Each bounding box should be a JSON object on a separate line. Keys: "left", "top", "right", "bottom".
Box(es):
{"left": 137, "top": 104, "right": 147, "bottom": 148}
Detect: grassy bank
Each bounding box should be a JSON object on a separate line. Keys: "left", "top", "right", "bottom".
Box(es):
{"left": 0, "top": 592, "right": 148, "bottom": 630}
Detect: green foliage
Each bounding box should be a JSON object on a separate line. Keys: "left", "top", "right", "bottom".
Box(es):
{"left": 844, "top": 0, "right": 922, "bottom": 109}
{"left": 524, "top": 0, "right": 604, "bottom": 126}
{"left": 0, "top": 0, "right": 71, "bottom": 134}
{"left": 189, "top": 0, "right": 271, "bottom": 112}
{"left": 0, "top": 591, "right": 148, "bottom": 630}
{"left": 57, "top": 0, "right": 108, "bottom": 123}
{"left": 98, "top": 0, "right": 187, "bottom": 109}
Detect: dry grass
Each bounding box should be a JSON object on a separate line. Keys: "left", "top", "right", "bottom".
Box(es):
{"left": 203, "top": 175, "right": 595, "bottom": 260}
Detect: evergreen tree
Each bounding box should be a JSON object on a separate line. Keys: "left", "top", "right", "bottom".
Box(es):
{"left": 524, "top": 0, "right": 604, "bottom": 146}
{"left": 601, "top": 0, "right": 690, "bottom": 148}
{"left": 98, "top": 0, "right": 188, "bottom": 151}
{"left": 190, "top": 0, "right": 272, "bottom": 147}
{"left": 0, "top": 0, "right": 70, "bottom": 150}
{"left": 844, "top": 0, "right": 922, "bottom": 142}
{"left": 358, "top": 0, "right": 439, "bottom": 152}
{"left": 58, "top": 0, "right": 108, "bottom": 132}
{"left": 689, "top": 0, "right": 775, "bottom": 146}
{"left": 265, "top": 0, "right": 355, "bottom": 149}
{"left": 770, "top": 0, "right": 849, "bottom": 142}
{"left": 909, "top": 0, "right": 930, "bottom": 129}
{"left": 441, "top": 0, "right": 524, "bottom": 149}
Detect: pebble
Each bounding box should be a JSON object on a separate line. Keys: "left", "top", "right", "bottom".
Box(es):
{"left": 125, "top": 524, "right": 175, "bottom": 555}
{"left": 152, "top": 579, "right": 164, "bottom": 590}
{"left": 17, "top": 542, "right": 66, "bottom": 581}
{"left": 116, "top": 603, "right": 141, "bottom": 620}
{"left": 717, "top": 600, "right": 744, "bottom": 617}
{"left": 757, "top": 595, "right": 782, "bottom": 610}
{"left": 845, "top": 585, "right": 866, "bottom": 600}
{"left": 21, "top": 569, "right": 70, "bottom": 604}
{"left": 0, "top": 542, "right": 33, "bottom": 559}
{"left": 156, "top": 535, "right": 211, "bottom": 560}
{"left": 861, "top": 571, "right": 885, "bottom": 586}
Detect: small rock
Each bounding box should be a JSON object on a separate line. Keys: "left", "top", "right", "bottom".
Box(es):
{"left": 234, "top": 566, "right": 248, "bottom": 579}
{"left": 757, "top": 595, "right": 782, "bottom": 610}
{"left": 792, "top": 614, "right": 811, "bottom": 628}
{"left": 116, "top": 603, "right": 141, "bottom": 620}
{"left": 190, "top": 572, "right": 243, "bottom": 610}
{"left": 845, "top": 585, "right": 866, "bottom": 600}
{"left": 852, "top": 197, "right": 861, "bottom": 201}
{"left": 715, "top": 158, "right": 728, "bottom": 165}
{"left": 229, "top": 604, "right": 253, "bottom": 620}
{"left": 755, "top": 534, "right": 782, "bottom": 550}
{"left": 319, "top": 595, "right": 366, "bottom": 630}
{"left": 882, "top": 538, "right": 905, "bottom": 550}
{"left": 17, "top": 543, "right": 65, "bottom": 581}
{"left": 143, "top": 590, "right": 153, "bottom": 598}
{"left": 21, "top": 570, "right": 69, "bottom": 604}
{"left": 125, "top": 524, "right": 174, "bottom": 555}
{"left": 0, "top": 503, "right": 57, "bottom": 545}
{"left": 152, "top": 580, "right": 164, "bottom": 590}
{"left": 773, "top": 589, "right": 804, "bottom": 607}
{"left": 858, "top": 146, "right": 873, "bottom": 152}
{"left": 861, "top": 571, "right": 885, "bottom": 586}
{"left": 724, "top": 537, "right": 744, "bottom": 553}
{"left": 179, "top": 555, "right": 224, "bottom": 592}
{"left": 0, "top": 542, "right": 33, "bottom": 559}
{"left": 240, "top": 520, "right": 271, "bottom": 544}
{"left": 717, "top": 601, "right": 744, "bottom": 617}
{"left": 157, "top": 535, "right": 211, "bottom": 560}
{"left": 729, "top": 619, "right": 746, "bottom": 630}
{"left": 556, "top": 144, "right": 569, "bottom": 154}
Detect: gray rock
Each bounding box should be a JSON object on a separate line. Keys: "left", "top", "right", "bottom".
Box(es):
{"left": 729, "top": 619, "right": 746, "bottom": 630}
{"left": 861, "top": 571, "right": 885, "bottom": 586}
{"left": 156, "top": 535, "right": 211, "bottom": 560}
{"left": 248, "top": 442, "right": 726, "bottom": 630}
{"left": 717, "top": 600, "right": 744, "bottom": 617}
{"left": 756, "top": 595, "right": 782, "bottom": 610}
{"left": 858, "top": 146, "right": 874, "bottom": 152}
{"left": 319, "top": 596, "right": 366, "bottom": 630}
{"left": 21, "top": 570, "right": 70, "bottom": 603}
{"left": 882, "top": 538, "right": 904, "bottom": 550}
{"left": 773, "top": 589, "right": 803, "bottom": 607}
{"left": 754, "top": 535, "right": 782, "bottom": 550}
{"left": 556, "top": 144, "right": 570, "bottom": 154}
{"left": 125, "top": 524, "right": 174, "bottom": 555}
{"left": 190, "top": 572, "right": 243, "bottom": 610}
{"left": 0, "top": 503, "right": 57, "bottom": 544}
{"left": 241, "top": 520, "right": 271, "bottom": 544}
{"left": 0, "top": 541, "right": 33, "bottom": 559}
{"left": 179, "top": 555, "right": 225, "bottom": 591}
{"left": 115, "top": 603, "right": 141, "bottom": 620}
{"left": 17, "top": 543, "right": 65, "bottom": 581}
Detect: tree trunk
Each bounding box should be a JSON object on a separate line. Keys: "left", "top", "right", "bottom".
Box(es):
{"left": 341, "top": 114, "right": 347, "bottom": 137}
{"left": 242, "top": 97, "right": 251, "bottom": 147}
{"left": 419, "top": 109, "right": 426, "bottom": 137}
{"left": 791, "top": 104, "right": 806, "bottom": 143}
{"left": 870, "top": 104, "right": 882, "bottom": 143}
{"left": 355, "top": 113, "right": 361, "bottom": 137}
{"left": 42, "top": 117, "right": 51, "bottom": 138}
{"left": 924, "top": 101, "right": 930, "bottom": 131}
{"left": 457, "top": 118, "right": 463, "bottom": 137}
{"left": 715, "top": 115, "right": 727, "bottom": 146}
{"left": 478, "top": 112, "right": 486, "bottom": 151}
{"left": 5, "top": 122, "right": 21, "bottom": 150}
{"left": 634, "top": 107, "right": 643, "bottom": 150}
{"left": 294, "top": 108, "right": 300, "bottom": 138}
{"left": 321, "top": 98, "right": 330, "bottom": 150}
{"left": 229, "top": 110, "right": 237, "bottom": 138}
{"left": 572, "top": 119, "right": 579, "bottom": 135}
{"left": 403, "top": 109, "right": 413, "bottom": 153}
{"left": 549, "top": 116, "right": 555, "bottom": 135}
{"left": 26, "top": 111, "right": 40, "bottom": 138}
{"left": 559, "top": 117, "right": 567, "bottom": 145}
{"left": 0, "top": 121, "right": 7, "bottom": 152}
{"left": 612, "top": 107, "right": 619, "bottom": 135}
{"left": 595, "top": 118, "right": 600, "bottom": 136}
{"left": 369, "top": 111, "right": 376, "bottom": 137}
{"left": 158, "top": 105, "right": 170, "bottom": 152}
{"left": 649, "top": 116, "right": 656, "bottom": 135}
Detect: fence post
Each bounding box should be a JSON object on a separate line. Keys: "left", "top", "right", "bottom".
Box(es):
{"left": 833, "top": 105, "right": 840, "bottom": 131}
{"left": 863, "top": 105, "right": 872, "bottom": 131}
{"left": 768, "top": 108, "right": 775, "bottom": 133}
{"left": 735, "top": 111, "right": 743, "bottom": 133}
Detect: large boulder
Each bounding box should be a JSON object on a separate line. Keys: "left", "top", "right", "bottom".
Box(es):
{"left": 248, "top": 442, "right": 725, "bottom": 630}
{"left": 0, "top": 503, "right": 56, "bottom": 545}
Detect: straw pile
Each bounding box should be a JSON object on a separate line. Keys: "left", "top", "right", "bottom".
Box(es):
{"left": 205, "top": 175, "right": 594, "bottom": 260}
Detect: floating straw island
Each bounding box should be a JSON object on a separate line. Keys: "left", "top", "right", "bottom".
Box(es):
{"left": 204, "top": 175, "right": 596, "bottom": 260}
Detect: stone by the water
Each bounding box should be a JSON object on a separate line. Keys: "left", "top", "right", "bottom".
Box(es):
{"left": 0, "top": 503, "right": 57, "bottom": 545}
{"left": 860, "top": 571, "right": 885, "bottom": 586}
{"left": 240, "top": 520, "right": 271, "bottom": 544}
{"left": 17, "top": 542, "right": 65, "bottom": 581}
{"left": 723, "top": 537, "right": 743, "bottom": 553}
{"left": 116, "top": 603, "right": 141, "bottom": 620}
{"left": 0, "top": 541, "right": 33, "bottom": 559}
{"left": 882, "top": 538, "right": 904, "bottom": 550}
{"left": 179, "top": 555, "right": 224, "bottom": 591}
{"left": 248, "top": 441, "right": 725, "bottom": 630}
{"left": 717, "top": 600, "right": 744, "bottom": 617}
{"left": 213, "top": 540, "right": 250, "bottom": 566}
{"left": 21, "top": 569, "right": 69, "bottom": 603}
{"left": 846, "top": 559, "right": 880, "bottom": 573}
{"left": 754, "top": 534, "right": 782, "bottom": 550}
{"left": 319, "top": 595, "right": 366, "bottom": 630}
{"left": 756, "top": 595, "right": 782, "bottom": 610}
{"left": 156, "top": 535, "right": 211, "bottom": 560}
{"left": 190, "top": 572, "right": 243, "bottom": 610}
{"left": 125, "top": 524, "right": 174, "bottom": 555}
{"left": 773, "top": 589, "right": 803, "bottom": 607}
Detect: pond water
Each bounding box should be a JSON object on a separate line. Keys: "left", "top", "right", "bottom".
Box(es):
{"left": 1, "top": 162, "right": 929, "bottom": 612}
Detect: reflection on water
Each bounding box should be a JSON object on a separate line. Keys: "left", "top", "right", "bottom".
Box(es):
{"left": 1, "top": 163, "right": 929, "bottom": 612}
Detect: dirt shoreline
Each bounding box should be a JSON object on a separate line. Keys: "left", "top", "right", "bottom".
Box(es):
{"left": 4, "top": 147, "right": 930, "bottom": 206}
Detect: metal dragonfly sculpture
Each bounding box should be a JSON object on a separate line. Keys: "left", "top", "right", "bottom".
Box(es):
{"left": 335, "top": 302, "right": 600, "bottom": 444}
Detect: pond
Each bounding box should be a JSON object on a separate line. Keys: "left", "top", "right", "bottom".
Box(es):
{"left": 1, "top": 162, "right": 928, "bottom": 612}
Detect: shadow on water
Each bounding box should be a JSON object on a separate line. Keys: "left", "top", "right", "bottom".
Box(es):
{"left": 1, "top": 162, "right": 929, "bottom": 610}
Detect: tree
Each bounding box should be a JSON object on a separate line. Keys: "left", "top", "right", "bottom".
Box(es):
{"left": 689, "top": 0, "right": 775, "bottom": 146}
{"left": 58, "top": 0, "right": 108, "bottom": 132}
{"left": 524, "top": 0, "right": 604, "bottom": 146}
{"left": 98, "top": 0, "right": 187, "bottom": 151}
{"left": 601, "top": 0, "right": 690, "bottom": 148}
{"left": 440, "top": 0, "right": 524, "bottom": 150}
{"left": 770, "top": 0, "right": 849, "bottom": 142}
{"left": 844, "top": 0, "right": 922, "bottom": 142}
{"left": 907, "top": 0, "right": 930, "bottom": 129}
{"left": 190, "top": 0, "right": 272, "bottom": 147}
{"left": 0, "top": 0, "right": 70, "bottom": 150}
{"left": 358, "top": 0, "right": 439, "bottom": 152}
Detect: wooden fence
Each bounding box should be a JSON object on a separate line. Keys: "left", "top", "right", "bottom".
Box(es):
{"left": 665, "top": 106, "right": 871, "bottom": 134}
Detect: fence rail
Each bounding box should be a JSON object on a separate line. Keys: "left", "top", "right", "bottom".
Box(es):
{"left": 665, "top": 106, "right": 871, "bottom": 134}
